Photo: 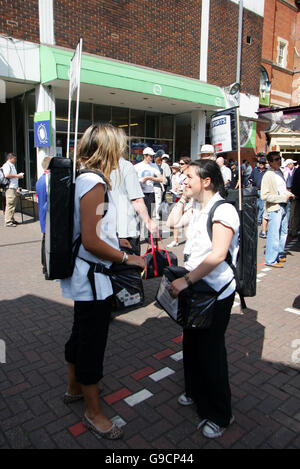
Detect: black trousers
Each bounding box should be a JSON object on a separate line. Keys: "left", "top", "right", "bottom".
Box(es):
{"left": 182, "top": 292, "right": 235, "bottom": 427}
{"left": 65, "top": 297, "right": 112, "bottom": 385}
{"left": 143, "top": 192, "right": 155, "bottom": 239}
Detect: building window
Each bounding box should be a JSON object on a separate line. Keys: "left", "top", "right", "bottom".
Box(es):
{"left": 277, "top": 38, "right": 288, "bottom": 68}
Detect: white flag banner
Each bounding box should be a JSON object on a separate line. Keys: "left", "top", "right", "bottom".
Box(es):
{"left": 211, "top": 115, "right": 232, "bottom": 153}
{"left": 69, "top": 41, "right": 82, "bottom": 98}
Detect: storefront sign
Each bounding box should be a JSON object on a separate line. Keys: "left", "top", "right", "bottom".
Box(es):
{"left": 34, "top": 111, "right": 52, "bottom": 147}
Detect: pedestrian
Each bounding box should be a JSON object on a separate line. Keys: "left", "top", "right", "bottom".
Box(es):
{"left": 216, "top": 156, "right": 232, "bottom": 188}
{"left": 110, "top": 147, "right": 158, "bottom": 256}
{"left": 249, "top": 155, "right": 267, "bottom": 225}
{"left": 167, "top": 162, "right": 182, "bottom": 248}
{"left": 134, "top": 147, "right": 163, "bottom": 222}
{"left": 197, "top": 144, "right": 215, "bottom": 160}
{"left": 161, "top": 153, "right": 172, "bottom": 201}
{"left": 36, "top": 156, "right": 53, "bottom": 277}
{"left": 290, "top": 165, "right": 300, "bottom": 240}
{"left": 242, "top": 160, "right": 252, "bottom": 187}
{"left": 228, "top": 162, "right": 239, "bottom": 190}
{"left": 261, "top": 151, "right": 295, "bottom": 267}
{"left": 152, "top": 156, "right": 164, "bottom": 221}
{"left": 61, "top": 123, "right": 145, "bottom": 440}
{"left": 166, "top": 159, "right": 239, "bottom": 439}
{"left": 2, "top": 152, "right": 24, "bottom": 227}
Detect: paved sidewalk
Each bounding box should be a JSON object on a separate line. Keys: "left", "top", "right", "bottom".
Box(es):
{"left": 0, "top": 211, "right": 299, "bottom": 449}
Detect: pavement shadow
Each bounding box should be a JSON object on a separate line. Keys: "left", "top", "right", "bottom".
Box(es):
{"left": 0, "top": 294, "right": 299, "bottom": 449}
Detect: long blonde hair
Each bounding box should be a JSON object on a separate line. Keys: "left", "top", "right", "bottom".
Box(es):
{"left": 77, "top": 123, "right": 127, "bottom": 190}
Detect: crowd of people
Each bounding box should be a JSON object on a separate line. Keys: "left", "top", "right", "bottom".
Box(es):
{"left": 1, "top": 126, "right": 300, "bottom": 442}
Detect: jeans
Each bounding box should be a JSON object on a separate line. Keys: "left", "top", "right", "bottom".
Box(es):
{"left": 265, "top": 205, "right": 288, "bottom": 265}
{"left": 257, "top": 191, "right": 264, "bottom": 224}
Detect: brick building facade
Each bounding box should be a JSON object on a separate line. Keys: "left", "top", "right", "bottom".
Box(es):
{"left": 0, "top": 0, "right": 265, "bottom": 187}
{"left": 257, "top": 0, "right": 300, "bottom": 160}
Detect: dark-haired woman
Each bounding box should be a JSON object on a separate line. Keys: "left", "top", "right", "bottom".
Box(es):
{"left": 166, "top": 159, "right": 240, "bottom": 439}
{"left": 61, "top": 124, "right": 145, "bottom": 440}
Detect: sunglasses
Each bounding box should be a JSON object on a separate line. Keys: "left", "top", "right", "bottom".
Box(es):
{"left": 179, "top": 162, "right": 186, "bottom": 165}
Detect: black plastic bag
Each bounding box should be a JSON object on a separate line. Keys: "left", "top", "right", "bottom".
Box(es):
{"left": 109, "top": 263, "right": 144, "bottom": 312}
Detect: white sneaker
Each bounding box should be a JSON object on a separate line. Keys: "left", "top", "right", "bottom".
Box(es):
{"left": 177, "top": 393, "right": 194, "bottom": 406}
{"left": 167, "top": 240, "right": 179, "bottom": 248}
{"left": 202, "top": 416, "right": 235, "bottom": 439}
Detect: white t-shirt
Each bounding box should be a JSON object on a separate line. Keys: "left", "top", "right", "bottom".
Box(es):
{"left": 161, "top": 161, "right": 171, "bottom": 185}
{"left": 134, "top": 161, "right": 161, "bottom": 193}
{"left": 3, "top": 161, "right": 18, "bottom": 189}
{"left": 184, "top": 192, "right": 240, "bottom": 300}
{"left": 220, "top": 165, "right": 232, "bottom": 183}
{"left": 60, "top": 173, "right": 119, "bottom": 301}
{"left": 274, "top": 171, "right": 287, "bottom": 196}
{"left": 110, "top": 157, "right": 144, "bottom": 238}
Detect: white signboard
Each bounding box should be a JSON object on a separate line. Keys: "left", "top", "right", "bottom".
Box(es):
{"left": 211, "top": 115, "right": 232, "bottom": 153}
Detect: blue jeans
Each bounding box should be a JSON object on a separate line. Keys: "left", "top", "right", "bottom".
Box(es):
{"left": 265, "top": 205, "right": 288, "bottom": 265}
{"left": 257, "top": 191, "right": 264, "bottom": 223}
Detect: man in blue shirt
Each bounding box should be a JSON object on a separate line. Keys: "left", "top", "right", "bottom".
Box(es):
{"left": 250, "top": 155, "right": 268, "bottom": 225}
{"left": 36, "top": 156, "right": 52, "bottom": 278}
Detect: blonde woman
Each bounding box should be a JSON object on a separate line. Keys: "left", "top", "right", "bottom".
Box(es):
{"left": 61, "top": 124, "right": 145, "bottom": 440}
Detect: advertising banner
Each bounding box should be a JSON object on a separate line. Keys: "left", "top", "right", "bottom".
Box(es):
{"left": 211, "top": 115, "right": 232, "bottom": 153}
{"left": 210, "top": 107, "right": 238, "bottom": 154}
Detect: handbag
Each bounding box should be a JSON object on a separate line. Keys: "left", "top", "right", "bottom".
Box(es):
{"left": 142, "top": 234, "right": 178, "bottom": 279}
{"left": 79, "top": 257, "right": 144, "bottom": 313}
{"left": 156, "top": 265, "right": 233, "bottom": 329}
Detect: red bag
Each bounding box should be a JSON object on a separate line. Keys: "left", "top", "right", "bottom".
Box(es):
{"left": 142, "top": 234, "right": 178, "bottom": 280}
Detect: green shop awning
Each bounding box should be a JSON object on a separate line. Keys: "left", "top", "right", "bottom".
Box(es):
{"left": 40, "top": 45, "right": 226, "bottom": 113}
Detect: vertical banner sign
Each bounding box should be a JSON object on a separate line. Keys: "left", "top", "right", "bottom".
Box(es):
{"left": 66, "top": 38, "right": 83, "bottom": 182}
{"left": 210, "top": 107, "right": 238, "bottom": 154}
{"left": 34, "top": 111, "right": 52, "bottom": 147}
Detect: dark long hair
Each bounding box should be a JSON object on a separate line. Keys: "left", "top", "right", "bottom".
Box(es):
{"left": 188, "top": 159, "right": 226, "bottom": 197}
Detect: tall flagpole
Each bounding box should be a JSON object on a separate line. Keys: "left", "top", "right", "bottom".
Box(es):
{"left": 73, "top": 38, "right": 83, "bottom": 183}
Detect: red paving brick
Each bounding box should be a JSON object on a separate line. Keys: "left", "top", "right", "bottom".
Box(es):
{"left": 0, "top": 215, "right": 299, "bottom": 449}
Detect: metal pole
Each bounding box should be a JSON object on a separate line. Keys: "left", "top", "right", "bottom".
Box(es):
{"left": 236, "top": 0, "right": 243, "bottom": 85}
{"left": 236, "top": 107, "right": 242, "bottom": 212}
{"left": 73, "top": 38, "right": 83, "bottom": 183}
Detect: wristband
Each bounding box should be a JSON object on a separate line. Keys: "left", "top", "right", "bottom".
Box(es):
{"left": 121, "top": 252, "right": 128, "bottom": 264}
{"left": 184, "top": 274, "right": 193, "bottom": 287}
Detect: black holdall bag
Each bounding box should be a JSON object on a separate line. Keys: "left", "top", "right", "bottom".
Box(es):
{"left": 142, "top": 233, "right": 178, "bottom": 279}
{"left": 80, "top": 258, "right": 144, "bottom": 313}
{"left": 207, "top": 187, "right": 258, "bottom": 307}
{"left": 156, "top": 265, "right": 232, "bottom": 330}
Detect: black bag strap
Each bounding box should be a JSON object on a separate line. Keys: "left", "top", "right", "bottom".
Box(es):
{"left": 207, "top": 200, "right": 247, "bottom": 309}
{"left": 78, "top": 257, "right": 111, "bottom": 301}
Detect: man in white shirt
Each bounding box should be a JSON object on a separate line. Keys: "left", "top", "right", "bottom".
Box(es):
{"left": 2, "top": 153, "right": 24, "bottom": 227}
{"left": 161, "top": 154, "right": 172, "bottom": 201}
{"left": 110, "top": 157, "right": 158, "bottom": 255}
{"left": 134, "top": 147, "right": 163, "bottom": 219}
{"left": 216, "top": 156, "right": 232, "bottom": 188}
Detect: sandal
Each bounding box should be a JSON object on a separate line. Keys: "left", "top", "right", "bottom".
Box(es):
{"left": 82, "top": 414, "right": 123, "bottom": 440}
{"left": 63, "top": 392, "right": 84, "bottom": 404}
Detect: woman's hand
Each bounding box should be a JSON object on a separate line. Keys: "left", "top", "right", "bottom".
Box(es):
{"left": 168, "top": 277, "right": 188, "bottom": 298}
{"left": 126, "top": 254, "right": 145, "bottom": 270}
{"left": 119, "top": 239, "right": 132, "bottom": 249}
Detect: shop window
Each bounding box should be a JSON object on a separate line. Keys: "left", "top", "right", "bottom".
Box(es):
{"left": 28, "top": 93, "right": 35, "bottom": 130}
{"left": 56, "top": 99, "right": 69, "bottom": 132}
{"left": 160, "top": 115, "right": 173, "bottom": 139}
{"left": 145, "top": 111, "right": 159, "bottom": 138}
{"left": 130, "top": 109, "right": 145, "bottom": 137}
{"left": 78, "top": 102, "right": 92, "bottom": 133}
{"left": 94, "top": 104, "right": 111, "bottom": 124}
{"left": 112, "top": 107, "right": 129, "bottom": 134}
